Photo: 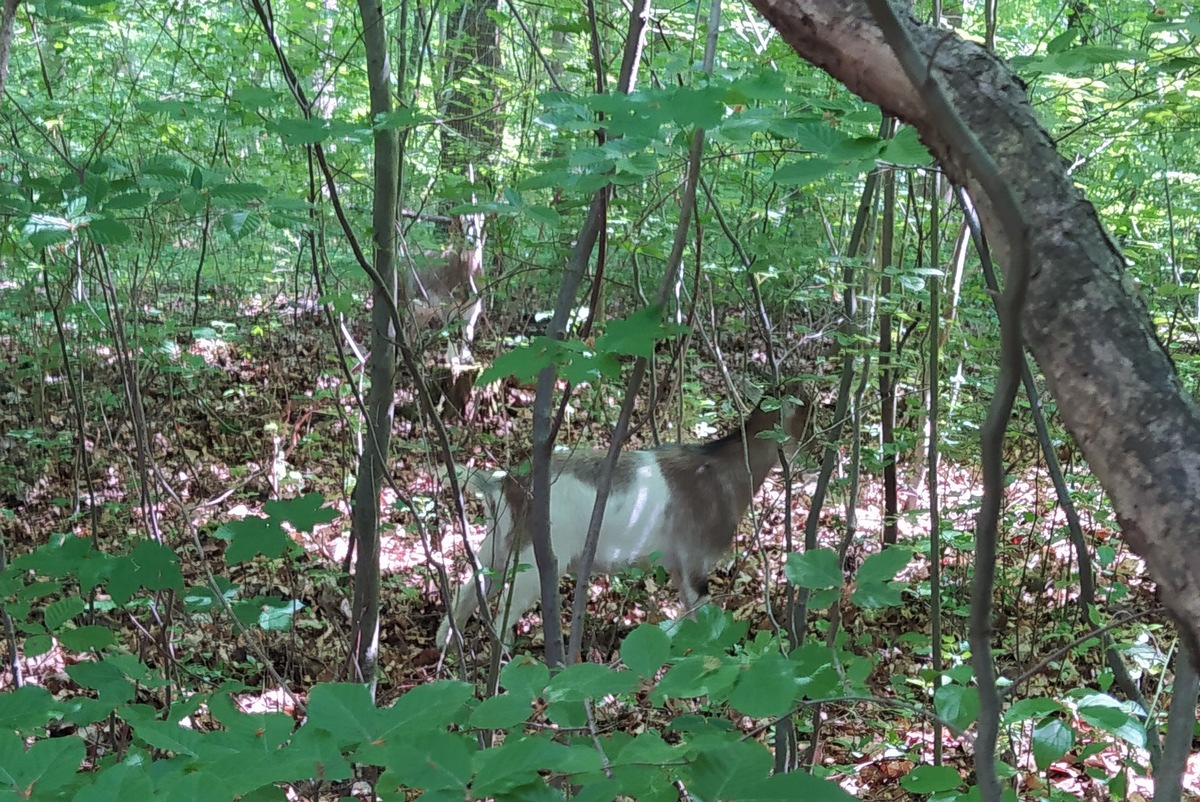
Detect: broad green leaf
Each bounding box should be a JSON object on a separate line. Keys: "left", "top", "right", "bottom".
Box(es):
{"left": 104, "top": 191, "right": 153, "bottom": 210}
{"left": 500, "top": 655, "right": 549, "bottom": 698}
{"left": 728, "top": 651, "right": 797, "bottom": 718}
{"left": 544, "top": 661, "right": 638, "bottom": 702}
{"left": 107, "top": 540, "right": 184, "bottom": 604}
{"left": 305, "top": 683, "right": 380, "bottom": 747}
{"left": 59, "top": 625, "right": 118, "bottom": 651}
{"left": 621, "top": 623, "right": 671, "bottom": 678}
{"left": 784, "top": 548, "right": 841, "bottom": 590}
{"left": 1003, "top": 697, "right": 1065, "bottom": 724}
{"left": 653, "top": 654, "right": 740, "bottom": 700}
{"left": 933, "top": 684, "right": 978, "bottom": 731}
{"left": 70, "top": 759, "right": 155, "bottom": 802}
{"left": 472, "top": 735, "right": 600, "bottom": 796}
{"left": 264, "top": 493, "right": 338, "bottom": 534}
{"left": 1032, "top": 717, "right": 1074, "bottom": 771}
{"left": 468, "top": 693, "right": 533, "bottom": 729}
{"left": 383, "top": 680, "right": 475, "bottom": 733}
{"left": 44, "top": 596, "right": 86, "bottom": 631}
{"left": 374, "top": 107, "right": 433, "bottom": 130}
{"left": 770, "top": 157, "right": 841, "bottom": 187}
{"left": 668, "top": 605, "right": 746, "bottom": 654}
{"left": 67, "top": 659, "right": 137, "bottom": 705}
{"left": 215, "top": 517, "right": 292, "bottom": 564}
{"left": 856, "top": 547, "right": 912, "bottom": 583}
{"left": 880, "top": 126, "right": 933, "bottom": 166}
{"left": 1074, "top": 691, "right": 1146, "bottom": 748}
{"left": 596, "top": 305, "right": 687, "bottom": 359}
{"left": 375, "top": 731, "right": 475, "bottom": 791}
{"left": 687, "top": 739, "right": 772, "bottom": 802}
{"left": 0, "top": 731, "right": 85, "bottom": 796}
{"left": 900, "top": 764, "right": 964, "bottom": 793}
{"left": 209, "top": 182, "right": 267, "bottom": 202}
{"left": 738, "top": 769, "right": 859, "bottom": 801}
{"left": 0, "top": 685, "right": 57, "bottom": 732}
{"left": 523, "top": 204, "right": 561, "bottom": 226}
{"left": 86, "top": 215, "right": 133, "bottom": 244}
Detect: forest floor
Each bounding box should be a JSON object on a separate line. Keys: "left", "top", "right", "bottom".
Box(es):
{"left": 1, "top": 301, "right": 1196, "bottom": 800}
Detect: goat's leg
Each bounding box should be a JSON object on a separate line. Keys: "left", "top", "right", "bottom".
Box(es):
{"left": 492, "top": 548, "right": 546, "bottom": 646}
{"left": 437, "top": 568, "right": 494, "bottom": 646}
{"left": 675, "top": 569, "right": 712, "bottom": 617}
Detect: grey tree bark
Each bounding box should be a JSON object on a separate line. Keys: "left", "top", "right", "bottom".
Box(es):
{"left": 350, "top": 0, "right": 399, "bottom": 691}
{"left": 748, "top": 0, "right": 1200, "bottom": 660}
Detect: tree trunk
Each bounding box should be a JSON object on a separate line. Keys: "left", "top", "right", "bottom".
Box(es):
{"left": 350, "top": 0, "right": 400, "bottom": 692}
{"left": 749, "top": 0, "right": 1200, "bottom": 659}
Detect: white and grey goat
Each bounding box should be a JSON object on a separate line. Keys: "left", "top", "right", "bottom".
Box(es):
{"left": 437, "top": 391, "right": 812, "bottom": 646}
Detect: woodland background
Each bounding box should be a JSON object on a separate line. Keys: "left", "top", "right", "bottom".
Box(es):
{"left": 2, "top": 0, "right": 1199, "bottom": 800}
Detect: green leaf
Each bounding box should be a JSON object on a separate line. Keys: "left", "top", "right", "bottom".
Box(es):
{"left": 67, "top": 658, "right": 138, "bottom": 705}
{"left": 667, "top": 85, "right": 727, "bottom": 129}
{"left": 23, "top": 213, "right": 74, "bottom": 248}
{"left": 849, "top": 580, "right": 903, "bottom": 608}
{"left": 468, "top": 693, "right": 533, "bottom": 729}
{"left": 107, "top": 540, "right": 184, "bottom": 605}
{"left": 1074, "top": 691, "right": 1146, "bottom": 748}
{"left": 271, "top": 117, "right": 334, "bottom": 145}
{"left": 209, "top": 182, "right": 267, "bottom": 202}
{"left": 70, "top": 758, "right": 154, "bottom": 802}
{"left": 215, "top": 516, "right": 292, "bottom": 564}
{"left": 770, "top": 157, "right": 842, "bottom": 187}
{"left": 523, "top": 205, "right": 560, "bottom": 226}
{"left": 933, "top": 684, "right": 978, "bottom": 731}
{"left": 621, "top": 623, "right": 671, "bottom": 678}
{"left": 596, "top": 305, "right": 687, "bottom": 359}
{"left": 478, "top": 337, "right": 558, "bottom": 384}
{"left": 59, "top": 625, "right": 118, "bottom": 651}
{"left": 44, "top": 596, "right": 86, "bottom": 631}
{"left": 880, "top": 126, "right": 933, "bottom": 166}
{"left": 382, "top": 680, "right": 475, "bottom": 734}
{"left": 305, "top": 683, "right": 380, "bottom": 747}
{"left": 263, "top": 493, "right": 338, "bottom": 534}
{"left": 1032, "top": 717, "right": 1074, "bottom": 771}
{"left": 222, "top": 209, "right": 263, "bottom": 241}
{"left": 784, "top": 548, "right": 841, "bottom": 590}
{"left": 653, "top": 654, "right": 740, "bottom": 700}
{"left": 0, "top": 730, "right": 85, "bottom": 796}
{"left": 687, "top": 739, "right": 772, "bottom": 802}
{"left": 0, "top": 685, "right": 57, "bottom": 732}
{"left": 900, "top": 764, "right": 964, "bottom": 793}
{"left": 544, "top": 662, "right": 639, "bottom": 703}
{"left": 232, "top": 596, "right": 304, "bottom": 631}
{"left": 668, "top": 605, "right": 746, "bottom": 654}
{"left": 375, "top": 732, "right": 475, "bottom": 792}
{"left": 791, "top": 642, "right": 840, "bottom": 700}
{"left": 500, "top": 655, "right": 549, "bottom": 698}
{"left": 1003, "top": 697, "right": 1066, "bottom": 724}
{"left": 728, "top": 651, "right": 797, "bottom": 718}
{"left": 473, "top": 736, "right": 601, "bottom": 796}
{"left": 85, "top": 215, "right": 133, "bottom": 244}
{"left": 104, "top": 191, "right": 153, "bottom": 211}
{"left": 856, "top": 547, "right": 912, "bottom": 583}
{"left": 738, "top": 769, "right": 860, "bottom": 801}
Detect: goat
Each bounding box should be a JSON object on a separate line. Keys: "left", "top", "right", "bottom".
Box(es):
{"left": 437, "top": 391, "right": 812, "bottom": 646}
{"left": 402, "top": 212, "right": 485, "bottom": 365}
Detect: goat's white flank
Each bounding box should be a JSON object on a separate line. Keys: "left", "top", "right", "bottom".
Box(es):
{"left": 437, "top": 394, "right": 811, "bottom": 647}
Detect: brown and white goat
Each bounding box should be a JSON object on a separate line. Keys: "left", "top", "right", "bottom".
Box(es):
{"left": 402, "top": 213, "right": 485, "bottom": 365}
{"left": 437, "top": 392, "right": 812, "bottom": 646}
